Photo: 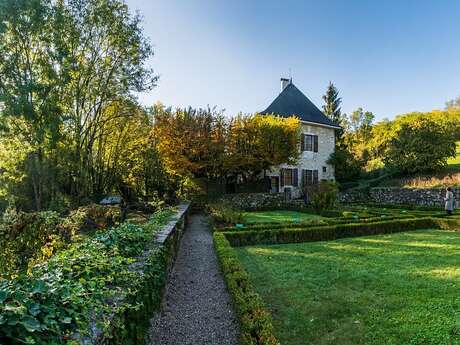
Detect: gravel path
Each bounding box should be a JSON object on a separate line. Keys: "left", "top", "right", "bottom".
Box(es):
{"left": 147, "top": 214, "right": 239, "bottom": 345}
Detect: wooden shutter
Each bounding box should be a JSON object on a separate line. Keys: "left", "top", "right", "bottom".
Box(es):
{"left": 313, "top": 170, "right": 319, "bottom": 184}
{"left": 280, "top": 169, "right": 284, "bottom": 187}
{"left": 293, "top": 169, "right": 298, "bottom": 187}
{"left": 300, "top": 134, "right": 305, "bottom": 151}
{"left": 313, "top": 135, "right": 318, "bottom": 152}
{"left": 306, "top": 170, "right": 313, "bottom": 185}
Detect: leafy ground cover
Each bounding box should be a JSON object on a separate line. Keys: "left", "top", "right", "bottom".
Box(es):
{"left": 0, "top": 208, "right": 173, "bottom": 344}
{"left": 241, "top": 210, "right": 323, "bottom": 224}
{"left": 0, "top": 204, "right": 121, "bottom": 279}
{"left": 236, "top": 230, "right": 460, "bottom": 345}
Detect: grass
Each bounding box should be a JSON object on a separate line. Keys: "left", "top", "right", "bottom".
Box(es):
{"left": 241, "top": 210, "right": 323, "bottom": 224}
{"left": 447, "top": 141, "right": 460, "bottom": 171}
{"left": 236, "top": 230, "right": 460, "bottom": 345}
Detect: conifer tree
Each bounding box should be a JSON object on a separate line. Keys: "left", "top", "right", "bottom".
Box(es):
{"left": 322, "top": 81, "right": 344, "bottom": 143}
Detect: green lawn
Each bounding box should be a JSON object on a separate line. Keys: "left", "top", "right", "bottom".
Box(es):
{"left": 236, "top": 230, "right": 460, "bottom": 345}
{"left": 241, "top": 210, "right": 322, "bottom": 224}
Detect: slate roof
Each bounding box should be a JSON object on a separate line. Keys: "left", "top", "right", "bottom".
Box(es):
{"left": 261, "top": 82, "right": 340, "bottom": 128}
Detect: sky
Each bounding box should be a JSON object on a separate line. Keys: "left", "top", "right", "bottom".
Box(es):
{"left": 126, "top": 0, "right": 460, "bottom": 121}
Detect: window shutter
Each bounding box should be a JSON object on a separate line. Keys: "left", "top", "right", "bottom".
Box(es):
{"left": 314, "top": 135, "right": 318, "bottom": 152}
{"left": 293, "top": 169, "right": 298, "bottom": 187}
{"left": 300, "top": 134, "right": 305, "bottom": 151}
{"left": 302, "top": 169, "right": 306, "bottom": 186}
{"left": 313, "top": 170, "right": 319, "bottom": 184}
{"left": 307, "top": 170, "right": 313, "bottom": 185}
{"left": 280, "top": 169, "right": 284, "bottom": 187}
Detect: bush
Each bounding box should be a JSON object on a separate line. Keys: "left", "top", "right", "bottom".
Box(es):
{"left": 0, "top": 209, "right": 173, "bottom": 345}
{"left": 309, "top": 181, "right": 339, "bottom": 211}
{"left": 0, "top": 204, "right": 121, "bottom": 278}
{"left": 206, "top": 201, "right": 242, "bottom": 225}
{"left": 213, "top": 232, "right": 279, "bottom": 345}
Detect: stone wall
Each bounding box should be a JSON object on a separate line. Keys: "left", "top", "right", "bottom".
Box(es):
{"left": 266, "top": 122, "right": 336, "bottom": 198}
{"left": 340, "top": 187, "right": 460, "bottom": 207}
{"left": 220, "top": 192, "right": 303, "bottom": 210}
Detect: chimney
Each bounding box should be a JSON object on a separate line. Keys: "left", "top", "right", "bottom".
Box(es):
{"left": 280, "top": 77, "right": 291, "bottom": 92}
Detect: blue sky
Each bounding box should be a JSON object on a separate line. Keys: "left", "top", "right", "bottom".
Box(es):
{"left": 126, "top": 0, "right": 460, "bottom": 121}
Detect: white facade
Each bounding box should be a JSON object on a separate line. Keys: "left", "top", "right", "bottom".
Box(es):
{"left": 267, "top": 121, "right": 336, "bottom": 198}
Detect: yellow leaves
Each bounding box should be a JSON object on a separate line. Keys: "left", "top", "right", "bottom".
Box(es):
{"left": 153, "top": 107, "right": 301, "bottom": 179}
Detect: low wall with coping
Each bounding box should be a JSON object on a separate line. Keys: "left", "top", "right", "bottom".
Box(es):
{"left": 340, "top": 187, "right": 460, "bottom": 207}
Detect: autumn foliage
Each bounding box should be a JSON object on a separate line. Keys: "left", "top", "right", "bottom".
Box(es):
{"left": 152, "top": 105, "right": 300, "bottom": 184}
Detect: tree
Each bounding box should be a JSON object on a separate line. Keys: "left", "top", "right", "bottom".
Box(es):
{"left": 327, "top": 147, "right": 363, "bottom": 182}
{"left": 55, "top": 0, "right": 157, "bottom": 200}
{"left": 152, "top": 105, "right": 227, "bottom": 181}
{"left": 152, "top": 108, "right": 300, "bottom": 189}
{"left": 0, "top": 0, "right": 64, "bottom": 210}
{"left": 446, "top": 96, "right": 460, "bottom": 109}
{"left": 322, "top": 81, "right": 344, "bottom": 141}
{"left": 225, "top": 114, "right": 300, "bottom": 180}
{"left": 0, "top": 0, "right": 158, "bottom": 210}
{"left": 384, "top": 117, "right": 456, "bottom": 174}
{"left": 94, "top": 101, "right": 172, "bottom": 201}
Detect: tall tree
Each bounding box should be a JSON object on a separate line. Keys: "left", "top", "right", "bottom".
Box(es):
{"left": 0, "top": 0, "right": 160, "bottom": 210}
{"left": 446, "top": 96, "right": 460, "bottom": 109}
{"left": 55, "top": 0, "right": 157, "bottom": 200}
{"left": 0, "top": 0, "right": 64, "bottom": 210}
{"left": 322, "top": 81, "right": 342, "bottom": 123}
{"left": 322, "top": 81, "right": 345, "bottom": 147}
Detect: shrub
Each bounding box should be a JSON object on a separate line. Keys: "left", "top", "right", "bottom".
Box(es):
{"left": 309, "top": 181, "right": 339, "bottom": 211}
{"left": 213, "top": 232, "right": 279, "bottom": 345}
{"left": 206, "top": 201, "right": 242, "bottom": 225}
{"left": 0, "top": 204, "right": 121, "bottom": 278}
{"left": 0, "top": 209, "right": 173, "bottom": 345}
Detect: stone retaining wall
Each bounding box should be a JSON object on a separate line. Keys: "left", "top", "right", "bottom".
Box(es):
{"left": 155, "top": 202, "right": 190, "bottom": 273}
{"left": 76, "top": 202, "right": 190, "bottom": 345}
{"left": 340, "top": 187, "right": 460, "bottom": 207}
{"left": 220, "top": 193, "right": 303, "bottom": 210}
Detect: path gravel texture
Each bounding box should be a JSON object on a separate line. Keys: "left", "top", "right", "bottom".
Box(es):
{"left": 147, "top": 214, "right": 239, "bottom": 345}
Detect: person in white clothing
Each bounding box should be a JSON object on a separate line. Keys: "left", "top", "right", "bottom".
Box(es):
{"left": 444, "top": 187, "right": 455, "bottom": 216}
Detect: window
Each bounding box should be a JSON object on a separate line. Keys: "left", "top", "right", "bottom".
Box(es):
{"left": 280, "top": 168, "right": 298, "bottom": 187}
{"left": 322, "top": 166, "right": 327, "bottom": 173}
{"left": 302, "top": 169, "right": 319, "bottom": 185}
{"left": 301, "top": 134, "right": 318, "bottom": 152}
{"left": 284, "top": 169, "right": 293, "bottom": 186}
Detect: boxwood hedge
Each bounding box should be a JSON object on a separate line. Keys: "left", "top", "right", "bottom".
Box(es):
{"left": 222, "top": 217, "right": 448, "bottom": 247}
{"left": 213, "top": 232, "right": 279, "bottom": 345}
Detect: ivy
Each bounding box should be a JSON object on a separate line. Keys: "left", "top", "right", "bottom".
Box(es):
{"left": 0, "top": 208, "right": 172, "bottom": 345}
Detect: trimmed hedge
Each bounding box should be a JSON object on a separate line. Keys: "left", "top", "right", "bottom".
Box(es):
{"left": 216, "top": 214, "right": 420, "bottom": 233}
{"left": 213, "top": 232, "right": 279, "bottom": 345}
{"left": 222, "top": 217, "right": 443, "bottom": 247}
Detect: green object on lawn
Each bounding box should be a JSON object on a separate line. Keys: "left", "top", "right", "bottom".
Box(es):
{"left": 235, "top": 224, "right": 244, "bottom": 229}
